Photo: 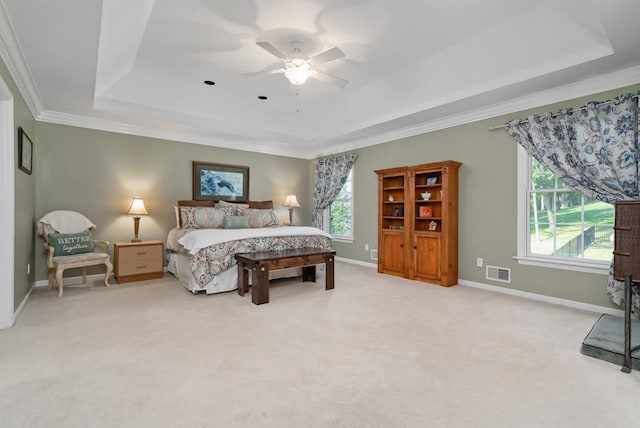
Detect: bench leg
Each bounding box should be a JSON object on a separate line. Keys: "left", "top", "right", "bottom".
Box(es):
{"left": 302, "top": 265, "right": 316, "bottom": 282}
{"left": 252, "top": 265, "right": 269, "bottom": 305}
{"left": 325, "top": 255, "right": 335, "bottom": 290}
{"left": 237, "top": 263, "right": 248, "bottom": 297}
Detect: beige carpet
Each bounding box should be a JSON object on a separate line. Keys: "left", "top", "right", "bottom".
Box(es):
{"left": 1, "top": 262, "right": 638, "bottom": 427}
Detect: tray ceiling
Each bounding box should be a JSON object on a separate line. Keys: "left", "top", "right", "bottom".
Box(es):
{"left": 1, "top": 0, "right": 639, "bottom": 158}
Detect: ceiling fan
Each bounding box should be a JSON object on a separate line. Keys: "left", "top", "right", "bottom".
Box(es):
{"left": 244, "top": 40, "right": 348, "bottom": 88}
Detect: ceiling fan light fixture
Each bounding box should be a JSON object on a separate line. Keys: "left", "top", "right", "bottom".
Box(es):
{"left": 284, "top": 61, "right": 312, "bottom": 85}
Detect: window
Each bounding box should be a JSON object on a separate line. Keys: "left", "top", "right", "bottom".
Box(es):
{"left": 324, "top": 167, "right": 353, "bottom": 240}
{"left": 517, "top": 146, "right": 613, "bottom": 274}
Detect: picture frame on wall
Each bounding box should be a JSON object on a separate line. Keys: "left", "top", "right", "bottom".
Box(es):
{"left": 18, "top": 127, "right": 33, "bottom": 175}
{"left": 192, "top": 161, "right": 249, "bottom": 201}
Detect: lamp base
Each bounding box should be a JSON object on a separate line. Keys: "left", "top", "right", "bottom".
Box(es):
{"left": 288, "top": 208, "right": 294, "bottom": 226}
{"left": 132, "top": 217, "right": 142, "bottom": 242}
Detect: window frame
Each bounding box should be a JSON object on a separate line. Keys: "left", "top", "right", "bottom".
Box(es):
{"left": 323, "top": 166, "right": 354, "bottom": 242}
{"left": 516, "top": 145, "right": 610, "bottom": 275}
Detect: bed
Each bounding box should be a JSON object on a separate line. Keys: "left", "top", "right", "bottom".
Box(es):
{"left": 166, "top": 200, "right": 333, "bottom": 294}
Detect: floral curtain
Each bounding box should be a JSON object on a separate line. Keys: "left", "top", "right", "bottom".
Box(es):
{"left": 505, "top": 92, "right": 640, "bottom": 316}
{"left": 312, "top": 154, "right": 357, "bottom": 230}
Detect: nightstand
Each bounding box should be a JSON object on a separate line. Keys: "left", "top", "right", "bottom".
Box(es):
{"left": 114, "top": 240, "right": 164, "bottom": 283}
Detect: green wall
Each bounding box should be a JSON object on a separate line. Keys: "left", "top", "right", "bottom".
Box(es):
{"left": 332, "top": 83, "right": 640, "bottom": 310}
{"left": 33, "top": 123, "right": 310, "bottom": 282}
{"left": 0, "top": 56, "right": 36, "bottom": 311}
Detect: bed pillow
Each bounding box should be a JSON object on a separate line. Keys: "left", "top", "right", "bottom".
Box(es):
{"left": 215, "top": 200, "right": 250, "bottom": 215}
{"left": 223, "top": 215, "right": 250, "bottom": 229}
{"left": 48, "top": 231, "right": 94, "bottom": 255}
{"left": 179, "top": 206, "right": 233, "bottom": 229}
{"left": 238, "top": 208, "right": 278, "bottom": 228}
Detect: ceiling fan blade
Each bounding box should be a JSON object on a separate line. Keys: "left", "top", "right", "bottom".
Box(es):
{"left": 312, "top": 70, "right": 348, "bottom": 88}
{"left": 242, "top": 68, "right": 285, "bottom": 78}
{"left": 309, "top": 47, "right": 345, "bottom": 64}
{"left": 256, "top": 41, "right": 288, "bottom": 59}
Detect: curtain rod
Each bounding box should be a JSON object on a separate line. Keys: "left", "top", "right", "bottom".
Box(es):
{"left": 488, "top": 94, "right": 639, "bottom": 131}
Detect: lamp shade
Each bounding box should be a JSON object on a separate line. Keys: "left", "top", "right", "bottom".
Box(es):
{"left": 282, "top": 194, "right": 301, "bottom": 208}
{"left": 127, "top": 197, "right": 149, "bottom": 215}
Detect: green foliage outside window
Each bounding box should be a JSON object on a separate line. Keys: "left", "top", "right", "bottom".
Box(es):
{"left": 529, "top": 159, "right": 613, "bottom": 261}
{"left": 329, "top": 169, "right": 353, "bottom": 238}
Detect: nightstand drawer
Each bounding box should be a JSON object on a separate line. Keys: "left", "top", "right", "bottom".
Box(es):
{"left": 114, "top": 241, "right": 164, "bottom": 283}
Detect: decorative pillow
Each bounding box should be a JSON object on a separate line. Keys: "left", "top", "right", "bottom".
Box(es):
{"left": 238, "top": 208, "right": 278, "bottom": 228}
{"left": 216, "top": 200, "right": 250, "bottom": 215}
{"left": 174, "top": 206, "right": 181, "bottom": 228}
{"left": 223, "top": 215, "right": 250, "bottom": 229}
{"left": 48, "top": 231, "right": 94, "bottom": 256}
{"left": 179, "top": 206, "right": 233, "bottom": 229}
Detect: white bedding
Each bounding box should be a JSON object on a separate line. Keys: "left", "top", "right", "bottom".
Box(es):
{"left": 166, "top": 225, "right": 333, "bottom": 294}
{"left": 177, "top": 226, "right": 333, "bottom": 255}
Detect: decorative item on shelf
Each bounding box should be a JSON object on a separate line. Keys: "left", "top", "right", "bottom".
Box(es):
{"left": 429, "top": 220, "right": 438, "bottom": 231}
{"left": 419, "top": 206, "right": 432, "bottom": 217}
{"left": 426, "top": 177, "right": 438, "bottom": 185}
{"left": 392, "top": 207, "right": 404, "bottom": 217}
{"left": 421, "top": 191, "right": 431, "bottom": 200}
{"left": 388, "top": 194, "right": 394, "bottom": 202}
{"left": 282, "top": 194, "right": 300, "bottom": 226}
{"left": 127, "top": 197, "right": 149, "bottom": 242}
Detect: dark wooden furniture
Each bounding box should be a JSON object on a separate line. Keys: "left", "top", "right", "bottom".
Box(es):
{"left": 613, "top": 200, "right": 640, "bottom": 373}
{"left": 235, "top": 248, "right": 336, "bottom": 305}
{"left": 375, "top": 160, "right": 461, "bottom": 286}
{"left": 114, "top": 241, "right": 164, "bottom": 283}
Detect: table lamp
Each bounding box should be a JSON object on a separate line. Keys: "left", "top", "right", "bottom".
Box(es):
{"left": 127, "top": 197, "right": 148, "bottom": 242}
{"left": 282, "top": 194, "right": 300, "bottom": 226}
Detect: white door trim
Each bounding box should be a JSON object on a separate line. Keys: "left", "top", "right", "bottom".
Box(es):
{"left": 0, "top": 75, "right": 15, "bottom": 329}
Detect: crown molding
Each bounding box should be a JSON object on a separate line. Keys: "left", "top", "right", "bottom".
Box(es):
{"left": 308, "top": 64, "right": 640, "bottom": 158}
{"left": 36, "top": 110, "right": 312, "bottom": 159}
{"left": 30, "top": 64, "right": 640, "bottom": 160}
{"left": 0, "top": 1, "right": 43, "bottom": 118}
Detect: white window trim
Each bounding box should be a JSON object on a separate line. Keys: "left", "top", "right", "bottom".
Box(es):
{"left": 516, "top": 145, "right": 609, "bottom": 276}
{"left": 323, "top": 167, "right": 354, "bottom": 242}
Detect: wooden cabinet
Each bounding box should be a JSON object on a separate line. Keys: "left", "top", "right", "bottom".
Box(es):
{"left": 376, "top": 160, "right": 461, "bottom": 286}
{"left": 114, "top": 241, "right": 164, "bottom": 283}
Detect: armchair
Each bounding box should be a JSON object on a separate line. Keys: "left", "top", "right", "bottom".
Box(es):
{"left": 38, "top": 210, "right": 113, "bottom": 297}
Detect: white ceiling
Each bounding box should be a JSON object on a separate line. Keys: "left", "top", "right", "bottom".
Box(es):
{"left": 1, "top": 0, "right": 639, "bottom": 159}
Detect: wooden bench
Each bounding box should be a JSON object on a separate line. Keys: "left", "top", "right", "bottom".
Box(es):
{"left": 235, "top": 248, "right": 336, "bottom": 305}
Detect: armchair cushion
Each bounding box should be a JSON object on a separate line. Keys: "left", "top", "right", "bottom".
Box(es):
{"left": 47, "top": 231, "right": 94, "bottom": 256}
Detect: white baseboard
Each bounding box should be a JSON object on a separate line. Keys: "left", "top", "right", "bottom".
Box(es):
{"left": 335, "top": 256, "right": 377, "bottom": 269}
{"left": 337, "top": 256, "right": 622, "bottom": 316}
{"left": 458, "top": 279, "right": 624, "bottom": 317}
{"left": 34, "top": 267, "right": 170, "bottom": 288}
{"left": 14, "top": 281, "right": 35, "bottom": 322}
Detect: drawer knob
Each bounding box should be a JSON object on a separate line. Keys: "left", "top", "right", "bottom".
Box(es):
{"left": 137, "top": 265, "right": 147, "bottom": 269}
{"left": 136, "top": 252, "right": 147, "bottom": 255}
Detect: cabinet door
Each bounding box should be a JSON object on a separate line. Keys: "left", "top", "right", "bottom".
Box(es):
{"left": 380, "top": 231, "right": 405, "bottom": 276}
{"left": 414, "top": 234, "right": 440, "bottom": 280}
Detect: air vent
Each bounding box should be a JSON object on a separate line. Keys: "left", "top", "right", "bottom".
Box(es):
{"left": 370, "top": 249, "right": 378, "bottom": 261}
{"left": 486, "top": 265, "right": 511, "bottom": 283}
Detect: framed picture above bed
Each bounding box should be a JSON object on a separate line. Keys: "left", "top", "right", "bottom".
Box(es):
{"left": 192, "top": 161, "right": 250, "bottom": 201}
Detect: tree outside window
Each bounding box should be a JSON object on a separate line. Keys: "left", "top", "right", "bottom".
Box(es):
{"left": 326, "top": 168, "right": 353, "bottom": 239}
{"left": 528, "top": 157, "right": 613, "bottom": 262}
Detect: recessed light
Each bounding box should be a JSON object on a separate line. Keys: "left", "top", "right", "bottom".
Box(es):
{"left": 258, "top": 96, "right": 268, "bottom": 100}
{"left": 203, "top": 80, "right": 216, "bottom": 85}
